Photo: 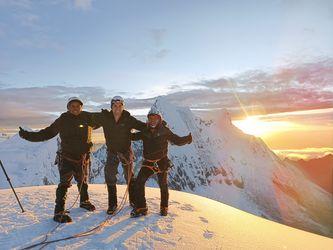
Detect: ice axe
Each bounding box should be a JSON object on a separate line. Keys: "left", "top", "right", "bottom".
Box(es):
{"left": 0, "top": 160, "right": 25, "bottom": 213}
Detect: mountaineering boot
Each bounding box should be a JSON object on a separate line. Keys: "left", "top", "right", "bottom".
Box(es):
{"left": 107, "top": 205, "right": 118, "bottom": 215}
{"left": 53, "top": 211, "right": 72, "bottom": 223}
{"left": 160, "top": 206, "right": 168, "bottom": 216}
{"left": 130, "top": 207, "right": 148, "bottom": 218}
{"left": 78, "top": 182, "right": 95, "bottom": 211}
{"left": 54, "top": 186, "right": 72, "bottom": 223}
{"left": 80, "top": 200, "right": 96, "bottom": 211}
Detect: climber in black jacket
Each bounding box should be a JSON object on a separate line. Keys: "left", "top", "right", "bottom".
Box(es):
{"left": 19, "top": 97, "right": 99, "bottom": 223}
{"left": 91, "top": 96, "right": 147, "bottom": 215}
{"left": 130, "top": 107, "right": 192, "bottom": 217}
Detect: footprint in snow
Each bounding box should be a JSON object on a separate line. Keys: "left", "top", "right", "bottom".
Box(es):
{"left": 179, "top": 204, "right": 195, "bottom": 212}
{"left": 203, "top": 229, "right": 214, "bottom": 239}
{"left": 153, "top": 218, "right": 174, "bottom": 234}
{"left": 199, "top": 216, "right": 209, "bottom": 223}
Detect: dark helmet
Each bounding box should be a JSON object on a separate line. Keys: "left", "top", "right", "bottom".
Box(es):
{"left": 111, "top": 95, "right": 124, "bottom": 107}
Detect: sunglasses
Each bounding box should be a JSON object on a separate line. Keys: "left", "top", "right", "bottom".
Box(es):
{"left": 112, "top": 100, "right": 124, "bottom": 106}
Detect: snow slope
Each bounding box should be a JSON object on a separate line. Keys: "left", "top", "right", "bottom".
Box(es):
{"left": 0, "top": 132, "right": 9, "bottom": 142}
{"left": 290, "top": 154, "right": 333, "bottom": 194}
{"left": 0, "top": 185, "right": 332, "bottom": 250}
{"left": 0, "top": 134, "right": 105, "bottom": 187}
{"left": 0, "top": 133, "right": 59, "bottom": 187}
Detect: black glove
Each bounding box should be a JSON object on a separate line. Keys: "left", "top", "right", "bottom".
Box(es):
{"left": 187, "top": 133, "right": 192, "bottom": 144}
{"left": 101, "top": 108, "right": 109, "bottom": 114}
{"left": 19, "top": 126, "right": 29, "bottom": 139}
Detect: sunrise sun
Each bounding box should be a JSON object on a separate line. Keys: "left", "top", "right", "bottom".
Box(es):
{"left": 232, "top": 116, "right": 297, "bottom": 137}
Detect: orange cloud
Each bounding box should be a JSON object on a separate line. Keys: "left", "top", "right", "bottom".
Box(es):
{"left": 274, "top": 148, "right": 333, "bottom": 160}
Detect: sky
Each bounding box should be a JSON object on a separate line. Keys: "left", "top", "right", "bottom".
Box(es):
{"left": 0, "top": 0, "right": 332, "bottom": 159}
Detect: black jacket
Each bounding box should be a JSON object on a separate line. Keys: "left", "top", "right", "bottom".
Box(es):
{"left": 92, "top": 109, "right": 146, "bottom": 153}
{"left": 20, "top": 111, "right": 98, "bottom": 157}
{"left": 131, "top": 122, "right": 191, "bottom": 160}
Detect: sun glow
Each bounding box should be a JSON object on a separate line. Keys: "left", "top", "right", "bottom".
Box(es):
{"left": 232, "top": 116, "right": 298, "bottom": 137}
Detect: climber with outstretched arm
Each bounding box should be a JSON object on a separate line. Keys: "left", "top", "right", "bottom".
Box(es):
{"left": 130, "top": 107, "right": 192, "bottom": 217}
{"left": 19, "top": 97, "right": 99, "bottom": 223}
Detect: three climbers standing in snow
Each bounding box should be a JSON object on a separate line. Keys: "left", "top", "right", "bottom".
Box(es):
{"left": 18, "top": 96, "right": 192, "bottom": 223}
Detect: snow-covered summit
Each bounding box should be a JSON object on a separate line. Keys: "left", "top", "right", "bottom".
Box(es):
{"left": 143, "top": 97, "right": 333, "bottom": 237}
{"left": 0, "top": 184, "right": 332, "bottom": 249}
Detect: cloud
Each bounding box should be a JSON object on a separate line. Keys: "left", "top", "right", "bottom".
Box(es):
{"left": 274, "top": 148, "right": 333, "bottom": 160}
{"left": 14, "top": 35, "right": 64, "bottom": 51}
{"left": 1, "top": 58, "right": 332, "bottom": 128}
{"left": 246, "top": 108, "right": 333, "bottom": 134}
{"left": 155, "top": 57, "right": 333, "bottom": 118}
{"left": 0, "top": 0, "right": 94, "bottom": 11}
{"left": 15, "top": 12, "right": 40, "bottom": 29}
{"left": 0, "top": 3, "right": 64, "bottom": 51}
{"left": 150, "top": 29, "right": 167, "bottom": 47}
{"left": 154, "top": 49, "right": 170, "bottom": 60}
{"left": 0, "top": 85, "right": 157, "bottom": 128}
{"left": 149, "top": 29, "right": 170, "bottom": 61}
{"left": 73, "top": 0, "right": 93, "bottom": 11}
{"left": 128, "top": 28, "right": 170, "bottom": 63}
{"left": 0, "top": 86, "right": 108, "bottom": 128}
{"left": 0, "top": 0, "right": 32, "bottom": 9}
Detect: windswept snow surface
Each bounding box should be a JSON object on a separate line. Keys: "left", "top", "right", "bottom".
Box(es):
{"left": 0, "top": 185, "right": 332, "bottom": 250}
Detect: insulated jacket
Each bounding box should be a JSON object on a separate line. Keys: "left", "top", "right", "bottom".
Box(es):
{"left": 131, "top": 122, "right": 191, "bottom": 160}
{"left": 92, "top": 109, "right": 146, "bottom": 153}
{"left": 20, "top": 111, "right": 98, "bottom": 157}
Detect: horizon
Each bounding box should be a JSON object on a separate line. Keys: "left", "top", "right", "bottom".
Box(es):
{"left": 1, "top": 102, "right": 332, "bottom": 161}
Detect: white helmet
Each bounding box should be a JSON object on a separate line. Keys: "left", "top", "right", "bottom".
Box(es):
{"left": 147, "top": 106, "right": 162, "bottom": 118}
{"left": 147, "top": 106, "right": 163, "bottom": 128}
{"left": 111, "top": 95, "right": 124, "bottom": 107}
{"left": 67, "top": 96, "right": 83, "bottom": 108}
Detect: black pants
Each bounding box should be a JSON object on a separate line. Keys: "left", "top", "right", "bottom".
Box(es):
{"left": 104, "top": 150, "right": 135, "bottom": 206}
{"left": 135, "top": 157, "right": 170, "bottom": 209}
{"left": 55, "top": 154, "right": 90, "bottom": 213}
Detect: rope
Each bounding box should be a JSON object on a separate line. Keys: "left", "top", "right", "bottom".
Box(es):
{"left": 21, "top": 154, "right": 89, "bottom": 250}
{"left": 21, "top": 151, "right": 133, "bottom": 249}
{"left": 141, "top": 159, "right": 168, "bottom": 174}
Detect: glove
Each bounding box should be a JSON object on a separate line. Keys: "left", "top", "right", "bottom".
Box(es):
{"left": 187, "top": 133, "right": 192, "bottom": 144}
{"left": 19, "top": 126, "right": 29, "bottom": 139}
{"left": 101, "top": 108, "right": 109, "bottom": 114}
